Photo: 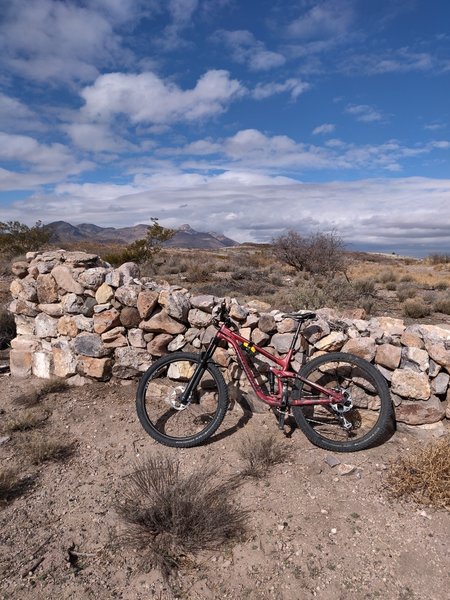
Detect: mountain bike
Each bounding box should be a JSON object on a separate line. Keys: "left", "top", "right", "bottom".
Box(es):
{"left": 136, "top": 304, "right": 393, "bottom": 452}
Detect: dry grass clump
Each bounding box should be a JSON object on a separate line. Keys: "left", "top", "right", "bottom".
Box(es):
{"left": 239, "top": 433, "right": 287, "bottom": 478}
{"left": 434, "top": 297, "right": 450, "bottom": 315}
{"left": 24, "top": 432, "right": 77, "bottom": 465}
{"left": 386, "top": 438, "right": 450, "bottom": 509}
{"left": 403, "top": 298, "right": 431, "bottom": 318}
{"left": 14, "top": 379, "right": 69, "bottom": 407}
{"left": 117, "top": 455, "right": 247, "bottom": 576}
{"left": 0, "top": 468, "right": 34, "bottom": 503}
{"left": 378, "top": 269, "right": 398, "bottom": 284}
{"left": 397, "top": 283, "right": 418, "bottom": 302}
{"left": 4, "top": 409, "right": 48, "bottom": 432}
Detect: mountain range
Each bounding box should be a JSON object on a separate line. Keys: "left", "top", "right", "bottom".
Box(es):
{"left": 46, "top": 221, "right": 238, "bottom": 249}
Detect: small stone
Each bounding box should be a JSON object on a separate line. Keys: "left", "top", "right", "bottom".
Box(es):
{"left": 337, "top": 464, "right": 357, "bottom": 476}
{"left": 0, "top": 435, "right": 11, "bottom": 445}
{"left": 324, "top": 455, "right": 341, "bottom": 468}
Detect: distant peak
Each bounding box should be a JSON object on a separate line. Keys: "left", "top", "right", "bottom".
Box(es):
{"left": 178, "top": 224, "right": 195, "bottom": 232}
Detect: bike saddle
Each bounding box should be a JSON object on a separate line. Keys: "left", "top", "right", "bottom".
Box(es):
{"left": 282, "top": 311, "right": 316, "bottom": 321}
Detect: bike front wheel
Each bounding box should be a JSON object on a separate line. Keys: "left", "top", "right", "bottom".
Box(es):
{"left": 292, "top": 352, "right": 393, "bottom": 452}
{"left": 136, "top": 352, "right": 229, "bottom": 448}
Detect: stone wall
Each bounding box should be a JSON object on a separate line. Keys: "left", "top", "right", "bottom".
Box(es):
{"left": 8, "top": 250, "right": 450, "bottom": 433}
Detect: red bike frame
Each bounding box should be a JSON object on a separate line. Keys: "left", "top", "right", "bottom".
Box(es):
{"left": 215, "top": 323, "right": 345, "bottom": 407}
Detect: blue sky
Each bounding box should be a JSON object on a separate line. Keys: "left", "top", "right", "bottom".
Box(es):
{"left": 0, "top": 0, "right": 449, "bottom": 255}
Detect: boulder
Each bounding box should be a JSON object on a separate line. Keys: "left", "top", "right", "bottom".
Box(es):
{"left": 77, "top": 356, "right": 112, "bottom": 380}
{"left": 115, "top": 284, "right": 142, "bottom": 307}
{"left": 159, "top": 290, "right": 191, "bottom": 321}
{"left": 11, "top": 261, "right": 29, "bottom": 278}
{"left": 51, "top": 265, "right": 84, "bottom": 295}
{"left": 141, "top": 309, "right": 187, "bottom": 334}
{"left": 32, "top": 352, "right": 53, "bottom": 378}
{"left": 58, "top": 315, "right": 79, "bottom": 337}
{"left": 128, "top": 328, "right": 146, "bottom": 348}
{"left": 315, "top": 332, "right": 347, "bottom": 352}
{"left": 147, "top": 333, "right": 173, "bottom": 357}
{"left": 36, "top": 274, "right": 58, "bottom": 304}
{"left": 342, "top": 337, "right": 376, "bottom": 362}
{"left": 78, "top": 267, "right": 107, "bottom": 290}
{"left": 395, "top": 396, "right": 446, "bottom": 425}
{"left": 375, "top": 344, "right": 401, "bottom": 370}
{"left": 258, "top": 314, "right": 277, "bottom": 334}
{"left": 93, "top": 308, "right": 121, "bottom": 334}
{"left": 73, "top": 332, "right": 111, "bottom": 357}
{"left": 190, "top": 295, "right": 215, "bottom": 312}
{"left": 188, "top": 308, "right": 213, "bottom": 329}
{"left": 120, "top": 306, "right": 141, "bottom": 328}
{"left": 112, "top": 347, "right": 151, "bottom": 378}
{"left": 137, "top": 290, "right": 159, "bottom": 319}
{"left": 52, "top": 340, "right": 77, "bottom": 377}
{"left": 95, "top": 282, "right": 114, "bottom": 304}
{"left": 9, "top": 350, "right": 33, "bottom": 377}
{"left": 390, "top": 369, "right": 431, "bottom": 400}
{"left": 35, "top": 313, "right": 58, "bottom": 338}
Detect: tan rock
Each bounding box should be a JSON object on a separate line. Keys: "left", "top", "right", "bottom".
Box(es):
{"left": 141, "top": 310, "right": 187, "bottom": 334}
{"left": 395, "top": 396, "right": 445, "bottom": 425}
{"left": 32, "top": 352, "right": 53, "bottom": 378}
{"left": 35, "top": 313, "right": 58, "bottom": 338}
{"left": 400, "top": 330, "right": 424, "bottom": 349}
{"left": 115, "top": 284, "right": 141, "bottom": 307}
{"left": 230, "top": 304, "right": 248, "bottom": 321}
{"left": 159, "top": 290, "right": 191, "bottom": 321}
{"left": 375, "top": 344, "right": 401, "bottom": 369}
{"left": 424, "top": 341, "right": 450, "bottom": 370}
{"left": 58, "top": 315, "right": 79, "bottom": 337}
{"left": 128, "top": 328, "right": 146, "bottom": 348}
{"left": 38, "top": 303, "right": 63, "bottom": 317}
{"left": 402, "top": 347, "right": 429, "bottom": 372}
{"left": 342, "top": 337, "right": 376, "bottom": 362}
{"left": 10, "top": 350, "right": 33, "bottom": 377}
{"left": 188, "top": 308, "right": 213, "bottom": 328}
{"left": 315, "top": 332, "right": 347, "bottom": 352}
{"left": 258, "top": 314, "right": 277, "bottom": 334}
{"left": 374, "top": 317, "right": 405, "bottom": 336}
{"left": 36, "top": 274, "right": 58, "bottom": 304}
{"left": 251, "top": 328, "right": 270, "bottom": 346}
{"left": 391, "top": 369, "right": 431, "bottom": 400}
{"left": 277, "top": 318, "right": 296, "bottom": 333}
{"left": 77, "top": 356, "right": 112, "bottom": 380}
{"left": 147, "top": 333, "right": 173, "bottom": 357}
{"left": 93, "top": 308, "right": 121, "bottom": 334}
{"left": 95, "top": 282, "right": 114, "bottom": 304}
{"left": 137, "top": 290, "right": 159, "bottom": 318}
{"left": 120, "top": 306, "right": 141, "bottom": 328}
{"left": 51, "top": 265, "right": 84, "bottom": 294}
{"left": 10, "top": 336, "right": 40, "bottom": 351}
{"left": 11, "top": 261, "right": 29, "bottom": 278}
{"left": 52, "top": 340, "right": 77, "bottom": 377}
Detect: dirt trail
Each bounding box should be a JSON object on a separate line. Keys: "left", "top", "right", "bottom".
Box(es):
{"left": 0, "top": 375, "right": 449, "bottom": 600}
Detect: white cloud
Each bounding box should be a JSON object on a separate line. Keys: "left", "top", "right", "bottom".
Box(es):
{"left": 0, "top": 92, "right": 43, "bottom": 132}
{"left": 345, "top": 104, "right": 385, "bottom": 123}
{"left": 0, "top": 132, "right": 92, "bottom": 190}
{"left": 252, "top": 79, "right": 310, "bottom": 100}
{"left": 340, "top": 48, "right": 434, "bottom": 75}
{"left": 287, "top": 0, "right": 354, "bottom": 40}
{"left": 0, "top": 0, "right": 148, "bottom": 83}
{"left": 215, "top": 30, "right": 286, "bottom": 71}
{"left": 5, "top": 175, "right": 450, "bottom": 253}
{"left": 312, "top": 123, "right": 335, "bottom": 135}
{"left": 78, "top": 70, "right": 244, "bottom": 127}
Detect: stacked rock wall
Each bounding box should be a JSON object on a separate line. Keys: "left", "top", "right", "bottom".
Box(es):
{"left": 8, "top": 250, "right": 450, "bottom": 432}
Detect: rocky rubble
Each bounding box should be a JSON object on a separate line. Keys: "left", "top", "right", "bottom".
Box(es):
{"left": 7, "top": 250, "right": 450, "bottom": 430}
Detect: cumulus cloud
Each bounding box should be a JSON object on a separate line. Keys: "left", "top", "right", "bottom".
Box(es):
{"left": 0, "top": 92, "right": 43, "bottom": 132}
{"left": 0, "top": 0, "right": 148, "bottom": 83}
{"left": 215, "top": 30, "right": 286, "bottom": 71}
{"left": 252, "top": 79, "right": 310, "bottom": 100}
{"left": 78, "top": 70, "right": 244, "bottom": 127}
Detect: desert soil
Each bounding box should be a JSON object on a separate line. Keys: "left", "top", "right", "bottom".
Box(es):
{"left": 0, "top": 372, "right": 449, "bottom": 600}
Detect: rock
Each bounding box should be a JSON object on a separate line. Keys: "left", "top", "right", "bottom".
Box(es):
{"left": 324, "top": 455, "right": 341, "bottom": 468}
{"left": 63, "top": 251, "right": 100, "bottom": 266}
{"left": 14, "top": 315, "right": 35, "bottom": 336}
{"left": 315, "top": 332, "right": 347, "bottom": 352}
{"left": 112, "top": 347, "right": 151, "bottom": 378}
{"left": 429, "top": 359, "right": 441, "bottom": 378}
{"left": 81, "top": 297, "right": 96, "bottom": 317}
{"left": 38, "top": 303, "right": 63, "bottom": 317}
{"left": 12, "top": 277, "right": 38, "bottom": 302}
{"left": 52, "top": 340, "right": 77, "bottom": 377}
{"left": 375, "top": 344, "right": 402, "bottom": 369}
{"left": 36, "top": 274, "right": 58, "bottom": 304}
{"left": 395, "top": 396, "right": 446, "bottom": 425}
{"left": 78, "top": 267, "right": 106, "bottom": 289}
{"left": 230, "top": 303, "right": 248, "bottom": 321}
{"left": 373, "top": 316, "right": 405, "bottom": 337}
{"left": 128, "top": 328, "right": 146, "bottom": 348}
{"left": 61, "top": 293, "right": 84, "bottom": 314}
{"left": 337, "top": 463, "right": 357, "bottom": 476}
{"left": 77, "top": 356, "right": 112, "bottom": 380}
{"left": 147, "top": 333, "right": 173, "bottom": 357}
{"left": 0, "top": 436, "right": 11, "bottom": 445}
{"left": 35, "top": 313, "right": 58, "bottom": 338}
{"left": 93, "top": 308, "right": 121, "bottom": 334}
{"left": 239, "top": 327, "right": 252, "bottom": 340}
{"left": 73, "top": 315, "right": 94, "bottom": 332}
{"left": 396, "top": 421, "right": 448, "bottom": 438}
{"left": 137, "top": 290, "right": 159, "bottom": 319}
{"left": 190, "top": 295, "right": 215, "bottom": 312}
{"left": 423, "top": 341, "right": 450, "bottom": 370}
{"left": 11, "top": 261, "right": 29, "bottom": 278}
{"left": 102, "top": 327, "right": 127, "bottom": 348}
{"left": 246, "top": 299, "right": 271, "bottom": 312}
{"left": 168, "top": 334, "right": 186, "bottom": 352}
{"left": 188, "top": 308, "right": 213, "bottom": 328}
{"left": 32, "top": 352, "right": 52, "bottom": 378}
{"left": 342, "top": 337, "right": 376, "bottom": 362}
{"left": 117, "top": 262, "right": 140, "bottom": 284}
{"left": 400, "top": 329, "right": 424, "bottom": 349}
{"left": 391, "top": 369, "right": 431, "bottom": 400}
{"left": 302, "top": 319, "right": 331, "bottom": 344}
{"left": 431, "top": 372, "right": 449, "bottom": 396}
{"left": 95, "top": 283, "right": 114, "bottom": 304}
{"left": 376, "top": 364, "right": 393, "bottom": 382}
{"left": 258, "top": 314, "right": 277, "bottom": 334}
{"left": 141, "top": 309, "right": 187, "bottom": 334}
{"left": 159, "top": 290, "right": 191, "bottom": 321}
{"left": 251, "top": 328, "right": 270, "bottom": 346}
{"left": 244, "top": 314, "right": 259, "bottom": 329}
{"left": 201, "top": 325, "right": 218, "bottom": 346}
{"left": 115, "top": 284, "right": 141, "bottom": 307}
{"left": 401, "top": 347, "right": 429, "bottom": 372}
{"left": 277, "top": 318, "right": 296, "bottom": 333}
{"left": 51, "top": 265, "right": 84, "bottom": 294}
{"left": 270, "top": 333, "right": 295, "bottom": 354}
{"left": 9, "top": 350, "right": 33, "bottom": 377}
{"left": 58, "top": 315, "right": 79, "bottom": 337}
{"left": 185, "top": 327, "right": 200, "bottom": 343}
{"left": 120, "top": 306, "right": 141, "bottom": 328}
{"left": 10, "top": 298, "right": 39, "bottom": 317}
{"left": 73, "top": 333, "right": 111, "bottom": 358}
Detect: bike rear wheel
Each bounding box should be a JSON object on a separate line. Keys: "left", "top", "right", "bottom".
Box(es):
{"left": 136, "top": 352, "right": 229, "bottom": 448}
{"left": 292, "top": 352, "right": 393, "bottom": 452}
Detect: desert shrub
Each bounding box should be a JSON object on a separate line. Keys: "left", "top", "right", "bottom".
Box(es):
{"left": 428, "top": 253, "right": 450, "bottom": 265}
{"left": 294, "top": 275, "right": 375, "bottom": 311}
{"left": 0, "top": 220, "right": 51, "bottom": 257}
{"left": 378, "top": 269, "right": 398, "bottom": 284}
{"left": 353, "top": 278, "right": 376, "bottom": 296}
{"left": 239, "top": 434, "right": 286, "bottom": 478}
{"left": 386, "top": 438, "right": 450, "bottom": 509}
{"left": 117, "top": 456, "right": 247, "bottom": 576}
{"left": 434, "top": 297, "right": 450, "bottom": 315}
{"left": 403, "top": 298, "right": 431, "bottom": 318}
{"left": 399, "top": 274, "right": 415, "bottom": 283}
{"left": 24, "top": 432, "right": 77, "bottom": 465}
{"left": 0, "top": 308, "right": 16, "bottom": 349}
{"left": 434, "top": 280, "right": 449, "bottom": 290}
{"left": 397, "top": 283, "right": 418, "bottom": 302}
{"left": 385, "top": 281, "right": 397, "bottom": 291}
{"left": 0, "top": 468, "right": 34, "bottom": 503}
{"left": 272, "top": 230, "right": 347, "bottom": 276}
